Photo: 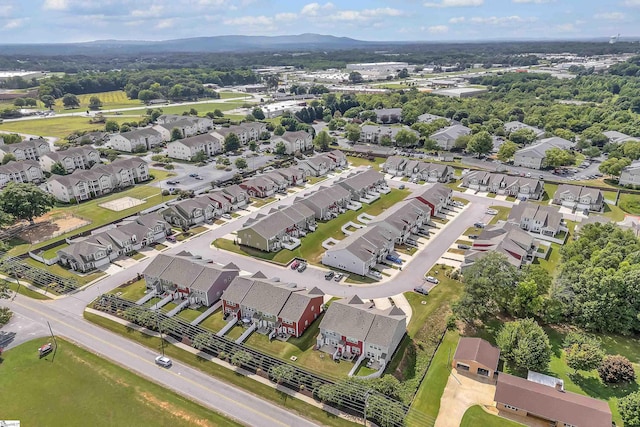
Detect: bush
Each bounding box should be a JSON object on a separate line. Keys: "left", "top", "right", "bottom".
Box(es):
{"left": 598, "top": 355, "right": 636, "bottom": 384}
{"left": 620, "top": 391, "right": 640, "bottom": 427}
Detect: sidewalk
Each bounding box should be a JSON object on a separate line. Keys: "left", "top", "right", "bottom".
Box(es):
{"left": 1, "top": 273, "right": 59, "bottom": 300}
{"left": 85, "top": 307, "right": 369, "bottom": 426}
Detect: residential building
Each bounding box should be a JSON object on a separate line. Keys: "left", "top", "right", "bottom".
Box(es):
{"left": 619, "top": 160, "right": 640, "bottom": 187}
{"left": 552, "top": 184, "right": 604, "bottom": 212}
{"left": 508, "top": 202, "right": 567, "bottom": 238}
{"left": 161, "top": 197, "right": 217, "bottom": 228}
{"left": 504, "top": 121, "right": 545, "bottom": 138}
{"left": 430, "top": 124, "right": 471, "bottom": 150}
{"left": 369, "top": 199, "right": 431, "bottom": 244}
{"left": 513, "top": 137, "right": 575, "bottom": 170}
{"left": 494, "top": 372, "right": 612, "bottom": 427}
{"left": 0, "top": 137, "right": 51, "bottom": 161}
{"left": 359, "top": 125, "right": 418, "bottom": 145}
{"left": 143, "top": 254, "right": 240, "bottom": 307}
{"left": 325, "top": 149, "right": 348, "bottom": 168}
{"left": 382, "top": 157, "right": 453, "bottom": 182}
{"left": 406, "top": 183, "right": 453, "bottom": 216}
{"left": 46, "top": 158, "right": 149, "bottom": 203}
{"left": 153, "top": 119, "right": 199, "bottom": 141}
{"left": 373, "top": 108, "right": 402, "bottom": 124}
{"left": 222, "top": 274, "right": 324, "bottom": 338}
{"left": 0, "top": 160, "right": 44, "bottom": 188}
{"left": 603, "top": 130, "right": 638, "bottom": 144}
{"left": 461, "top": 172, "right": 544, "bottom": 200}
{"left": 417, "top": 113, "right": 449, "bottom": 124}
{"left": 321, "top": 224, "right": 395, "bottom": 276}
{"left": 58, "top": 213, "right": 170, "bottom": 272}
{"left": 263, "top": 171, "right": 289, "bottom": 192}
{"left": 296, "top": 154, "right": 334, "bottom": 177}
{"left": 211, "top": 122, "right": 267, "bottom": 146}
{"left": 316, "top": 295, "right": 406, "bottom": 364}
{"left": 167, "top": 133, "right": 222, "bottom": 161}
{"left": 462, "top": 222, "right": 541, "bottom": 269}
{"left": 274, "top": 167, "right": 305, "bottom": 186}
{"left": 237, "top": 204, "right": 316, "bottom": 252}
{"left": 39, "top": 146, "right": 100, "bottom": 173}
{"left": 219, "top": 184, "right": 249, "bottom": 209}
{"left": 108, "top": 128, "right": 163, "bottom": 152}
{"left": 272, "top": 131, "right": 313, "bottom": 154}
{"left": 240, "top": 175, "right": 277, "bottom": 198}
{"left": 453, "top": 337, "right": 500, "bottom": 379}
{"left": 155, "top": 114, "right": 214, "bottom": 133}
{"left": 298, "top": 186, "right": 352, "bottom": 220}
{"left": 336, "top": 169, "right": 387, "bottom": 201}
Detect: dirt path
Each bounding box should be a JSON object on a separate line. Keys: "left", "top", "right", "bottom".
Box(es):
{"left": 434, "top": 369, "right": 497, "bottom": 427}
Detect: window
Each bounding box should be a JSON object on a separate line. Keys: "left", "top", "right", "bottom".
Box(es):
{"left": 503, "top": 404, "right": 518, "bottom": 411}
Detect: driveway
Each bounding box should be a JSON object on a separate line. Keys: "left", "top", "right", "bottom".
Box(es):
{"left": 434, "top": 369, "right": 497, "bottom": 427}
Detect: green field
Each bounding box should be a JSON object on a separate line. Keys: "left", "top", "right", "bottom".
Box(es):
{"left": 109, "top": 279, "right": 148, "bottom": 301}
{"left": 123, "top": 101, "right": 248, "bottom": 117}
{"left": 460, "top": 406, "right": 524, "bottom": 427}
{"left": 54, "top": 90, "right": 143, "bottom": 113}
{"left": 619, "top": 193, "right": 640, "bottom": 215}
{"left": 487, "top": 205, "right": 511, "bottom": 225}
{"left": 0, "top": 116, "right": 140, "bottom": 138}
{"left": 5, "top": 279, "right": 51, "bottom": 300}
{"left": 345, "top": 155, "right": 386, "bottom": 170}
{"left": 0, "top": 338, "right": 240, "bottom": 427}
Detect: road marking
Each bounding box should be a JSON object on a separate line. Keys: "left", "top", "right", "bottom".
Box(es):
{"left": 13, "top": 300, "right": 294, "bottom": 427}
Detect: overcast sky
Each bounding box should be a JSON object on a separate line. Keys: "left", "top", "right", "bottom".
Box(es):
{"left": 0, "top": 0, "right": 637, "bottom": 44}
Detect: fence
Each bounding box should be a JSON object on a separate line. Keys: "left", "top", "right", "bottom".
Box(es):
{"left": 0, "top": 250, "right": 78, "bottom": 294}
{"left": 93, "top": 294, "right": 428, "bottom": 427}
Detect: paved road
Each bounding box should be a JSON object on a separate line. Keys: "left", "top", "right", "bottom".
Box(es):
{"left": 2, "top": 295, "right": 320, "bottom": 427}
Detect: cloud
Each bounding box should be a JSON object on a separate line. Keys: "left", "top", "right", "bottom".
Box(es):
{"left": 594, "top": 12, "right": 625, "bottom": 20}
{"left": 223, "top": 15, "right": 274, "bottom": 26}
{"left": 512, "top": 0, "right": 552, "bottom": 3}
{"left": 469, "top": 15, "right": 536, "bottom": 25}
{"left": 2, "top": 18, "right": 27, "bottom": 30}
{"left": 275, "top": 12, "right": 297, "bottom": 21}
{"left": 623, "top": 0, "right": 640, "bottom": 6}
{"left": 427, "top": 25, "right": 449, "bottom": 33}
{"left": 329, "top": 8, "right": 403, "bottom": 22}
{"left": 155, "top": 18, "right": 175, "bottom": 29}
{"left": 424, "top": 0, "right": 483, "bottom": 8}
{"left": 300, "top": 2, "right": 334, "bottom": 16}
{"left": 43, "top": 0, "right": 69, "bottom": 10}
{"left": 449, "top": 16, "right": 466, "bottom": 23}
{"left": 555, "top": 23, "right": 577, "bottom": 32}
{"left": 0, "top": 5, "right": 13, "bottom": 17}
{"left": 132, "top": 5, "right": 164, "bottom": 18}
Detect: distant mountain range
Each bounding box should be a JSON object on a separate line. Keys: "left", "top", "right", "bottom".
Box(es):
{"left": 0, "top": 33, "right": 379, "bottom": 55}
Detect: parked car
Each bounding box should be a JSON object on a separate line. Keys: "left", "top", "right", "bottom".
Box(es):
{"left": 167, "top": 180, "right": 178, "bottom": 185}
{"left": 195, "top": 176, "right": 203, "bottom": 180}
{"left": 425, "top": 276, "right": 440, "bottom": 284}
{"left": 221, "top": 213, "right": 232, "bottom": 220}
{"left": 297, "top": 263, "right": 307, "bottom": 272}
{"left": 325, "top": 271, "right": 335, "bottom": 280}
{"left": 369, "top": 270, "right": 382, "bottom": 279}
{"left": 485, "top": 209, "right": 498, "bottom": 215}
{"left": 474, "top": 222, "right": 486, "bottom": 228}
{"left": 334, "top": 273, "right": 344, "bottom": 282}
{"left": 155, "top": 355, "right": 172, "bottom": 368}
{"left": 166, "top": 235, "right": 176, "bottom": 243}
{"left": 468, "top": 235, "right": 479, "bottom": 239}
{"left": 414, "top": 286, "right": 429, "bottom": 295}
{"left": 457, "top": 244, "right": 471, "bottom": 250}
{"left": 290, "top": 260, "right": 300, "bottom": 270}
{"left": 189, "top": 173, "right": 199, "bottom": 178}
{"left": 386, "top": 255, "right": 402, "bottom": 264}
{"left": 399, "top": 184, "right": 405, "bottom": 190}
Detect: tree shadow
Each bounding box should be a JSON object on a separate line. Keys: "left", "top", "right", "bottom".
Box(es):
{"left": 569, "top": 372, "right": 638, "bottom": 400}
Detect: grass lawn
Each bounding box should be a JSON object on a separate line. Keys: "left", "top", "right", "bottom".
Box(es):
{"left": 542, "top": 183, "right": 558, "bottom": 201}
{"left": 199, "top": 308, "right": 228, "bottom": 333}
{"left": 41, "top": 242, "right": 69, "bottom": 260}
{"left": 533, "top": 242, "right": 561, "bottom": 275}
{"left": 22, "top": 257, "right": 105, "bottom": 285}
{"left": 460, "top": 406, "right": 524, "bottom": 427}
{"left": 215, "top": 189, "right": 410, "bottom": 266}
{"left": 217, "top": 92, "right": 251, "bottom": 99}
{"left": 150, "top": 168, "right": 177, "bottom": 182}
{"left": 130, "top": 251, "right": 146, "bottom": 261}
{"left": 306, "top": 176, "right": 327, "bottom": 185}
{"left": 109, "top": 279, "right": 148, "bottom": 301}
{"left": 0, "top": 116, "right": 139, "bottom": 138}
{"left": 488, "top": 205, "right": 511, "bottom": 225}
{"left": 144, "top": 297, "right": 162, "bottom": 308}
{"left": 602, "top": 202, "right": 627, "bottom": 221}
{"left": 177, "top": 307, "right": 207, "bottom": 323}
{"left": 84, "top": 312, "right": 359, "bottom": 427}
{"left": 5, "top": 279, "right": 51, "bottom": 300}
{"left": 445, "top": 179, "right": 462, "bottom": 191}
{"left": 53, "top": 90, "right": 143, "bottom": 113}
{"left": 0, "top": 338, "right": 240, "bottom": 427}
{"left": 251, "top": 197, "right": 277, "bottom": 208}
{"left": 224, "top": 325, "right": 245, "bottom": 341}
{"left": 619, "top": 193, "right": 640, "bottom": 215}
{"left": 346, "top": 155, "right": 386, "bottom": 170}
{"left": 154, "top": 243, "right": 168, "bottom": 250}
{"left": 161, "top": 301, "right": 179, "bottom": 313}
{"left": 410, "top": 331, "right": 460, "bottom": 422}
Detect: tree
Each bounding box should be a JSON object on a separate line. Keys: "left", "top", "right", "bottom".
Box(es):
{"left": 380, "top": 134, "right": 393, "bottom": 146}
{"left": 51, "top": 162, "right": 67, "bottom": 175}
{"left": 274, "top": 141, "right": 287, "bottom": 155}
{"left": 395, "top": 129, "right": 418, "bottom": 147}
{"left": 348, "top": 71, "right": 363, "bottom": 83}
{"left": 249, "top": 141, "right": 258, "bottom": 152}
{"left": 544, "top": 148, "right": 575, "bottom": 168}
{"left": 88, "top": 96, "right": 102, "bottom": 110}
{"left": 496, "top": 318, "right": 552, "bottom": 372}
{"left": 13, "top": 98, "right": 25, "bottom": 107}
{"left": 454, "top": 252, "right": 519, "bottom": 323}
{"left": 24, "top": 97, "right": 37, "bottom": 107}
{"left": 235, "top": 158, "right": 248, "bottom": 169}
{"left": 497, "top": 140, "right": 518, "bottom": 162}
{"left": 509, "top": 128, "right": 538, "bottom": 145}
{"left": 398, "top": 68, "right": 409, "bottom": 78}
{"left": 62, "top": 93, "right": 80, "bottom": 108}
{"left": 2, "top": 153, "right": 16, "bottom": 165}
{"left": 563, "top": 333, "right": 604, "bottom": 372}
{"left": 230, "top": 350, "right": 252, "bottom": 367}
{"left": 213, "top": 109, "right": 224, "bottom": 117}
{"left": 467, "top": 131, "right": 493, "bottom": 157}
{"left": 274, "top": 125, "right": 285, "bottom": 136}
{"left": 192, "top": 332, "right": 213, "bottom": 350}
{"left": 0, "top": 307, "right": 12, "bottom": 327}
{"left": 40, "top": 95, "right": 55, "bottom": 109}
{"left": 105, "top": 120, "right": 120, "bottom": 132}
{"left": 620, "top": 391, "right": 640, "bottom": 427}
{"left": 599, "top": 157, "right": 631, "bottom": 178}
{"left": 192, "top": 151, "right": 207, "bottom": 163}
{"left": 583, "top": 146, "right": 601, "bottom": 159}
{"left": 598, "top": 355, "right": 636, "bottom": 384}
{"left": 0, "top": 182, "right": 56, "bottom": 224}
{"left": 454, "top": 134, "right": 471, "bottom": 151}
{"left": 269, "top": 364, "right": 295, "bottom": 384}
{"left": 224, "top": 133, "right": 240, "bottom": 152}
{"left": 252, "top": 107, "right": 265, "bottom": 120}
{"left": 2, "top": 133, "right": 22, "bottom": 145}
{"left": 189, "top": 108, "right": 198, "bottom": 116}
{"left": 170, "top": 127, "right": 183, "bottom": 141}
{"left": 510, "top": 279, "right": 545, "bottom": 318}
{"left": 313, "top": 130, "right": 331, "bottom": 151}
{"left": 345, "top": 124, "right": 361, "bottom": 143}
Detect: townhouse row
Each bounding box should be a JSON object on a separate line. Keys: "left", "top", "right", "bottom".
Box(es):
{"left": 382, "top": 155, "right": 454, "bottom": 183}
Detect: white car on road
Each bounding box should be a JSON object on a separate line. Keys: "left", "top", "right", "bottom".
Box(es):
{"left": 155, "top": 355, "right": 172, "bottom": 368}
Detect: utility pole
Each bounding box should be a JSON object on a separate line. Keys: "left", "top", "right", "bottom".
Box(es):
{"left": 156, "top": 311, "right": 165, "bottom": 356}
{"left": 11, "top": 266, "right": 21, "bottom": 301}
{"left": 47, "top": 321, "right": 58, "bottom": 363}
